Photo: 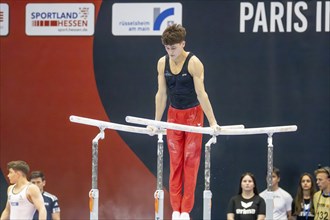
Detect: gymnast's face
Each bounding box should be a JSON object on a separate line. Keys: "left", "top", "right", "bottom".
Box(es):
{"left": 301, "top": 175, "right": 312, "bottom": 191}
{"left": 7, "top": 168, "right": 20, "bottom": 184}
{"left": 31, "top": 177, "right": 46, "bottom": 192}
{"left": 164, "top": 41, "right": 185, "bottom": 61}
{"left": 271, "top": 172, "right": 280, "bottom": 188}
{"left": 241, "top": 175, "right": 255, "bottom": 192}
{"left": 316, "top": 172, "right": 330, "bottom": 191}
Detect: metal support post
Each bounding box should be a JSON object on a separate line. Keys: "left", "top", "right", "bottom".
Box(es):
{"left": 155, "top": 133, "right": 164, "bottom": 220}
{"left": 89, "top": 129, "right": 105, "bottom": 220}
{"left": 203, "top": 135, "right": 217, "bottom": 220}
{"left": 265, "top": 134, "right": 274, "bottom": 220}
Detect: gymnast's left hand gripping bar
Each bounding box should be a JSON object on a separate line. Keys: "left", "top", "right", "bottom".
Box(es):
{"left": 69, "top": 115, "right": 166, "bottom": 135}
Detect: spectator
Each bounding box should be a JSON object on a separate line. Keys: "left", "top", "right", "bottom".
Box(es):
{"left": 292, "top": 172, "right": 316, "bottom": 220}
{"left": 30, "top": 171, "right": 60, "bottom": 220}
{"left": 227, "top": 172, "right": 266, "bottom": 220}
{"left": 1, "top": 160, "right": 46, "bottom": 220}
{"left": 313, "top": 166, "right": 330, "bottom": 220}
{"left": 260, "top": 167, "right": 293, "bottom": 220}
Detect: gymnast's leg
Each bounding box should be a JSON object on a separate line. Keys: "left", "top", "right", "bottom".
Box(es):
{"left": 167, "top": 105, "right": 204, "bottom": 219}
{"left": 181, "top": 105, "right": 203, "bottom": 214}
{"left": 167, "top": 106, "right": 185, "bottom": 214}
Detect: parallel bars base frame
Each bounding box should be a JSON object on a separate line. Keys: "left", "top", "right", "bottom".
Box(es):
{"left": 69, "top": 115, "right": 297, "bottom": 220}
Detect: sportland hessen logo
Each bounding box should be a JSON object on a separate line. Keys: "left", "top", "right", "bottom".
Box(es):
{"left": 112, "top": 3, "right": 182, "bottom": 36}
{"left": 0, "top": 3, "right": 9, "bottom": 36}
{"left": 26, "top": 3, "right": 94, "bottom": 36}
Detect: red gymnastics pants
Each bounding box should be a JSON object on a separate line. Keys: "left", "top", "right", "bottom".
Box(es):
{"left": 166, "top": 105, "right": 204, "bottom": 213}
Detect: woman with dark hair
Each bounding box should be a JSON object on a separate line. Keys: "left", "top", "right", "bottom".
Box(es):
{"left": 292, "top": 173, "right": 316, "bottom": 220}
{"left": 227, "top": 172, "right": 266, "bottom": 220}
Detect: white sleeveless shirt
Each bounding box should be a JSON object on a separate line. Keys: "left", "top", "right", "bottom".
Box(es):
{"left": 8, "top": 183, "right": 36, "bottom": 219}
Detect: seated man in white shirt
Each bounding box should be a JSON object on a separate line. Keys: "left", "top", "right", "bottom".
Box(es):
{"left": 260, "top": 167, "right": 293, "bottom": 220}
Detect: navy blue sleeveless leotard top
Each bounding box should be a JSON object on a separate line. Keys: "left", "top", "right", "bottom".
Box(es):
{"left": 164, "top": 52, "right": 199, "bottom": 109}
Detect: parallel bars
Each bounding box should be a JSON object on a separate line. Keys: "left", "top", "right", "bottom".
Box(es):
{"left": 70, "top": 115, "right": 297, "bottom": 220}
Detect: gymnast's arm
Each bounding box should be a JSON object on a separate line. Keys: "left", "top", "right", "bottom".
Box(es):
{"left": 287, "top": 211, "right": 292, "bottom": 219}
{"left": 0, "top": 187, "right": 11, "bottom": 220}
{"left": 52, "top": 212, "right": 60, "bottom": 220}
{"left": 227, "top": 213, "right": 235, "bottom": 220}
{"left": 257, "top": 214, "right": 266, "bottom": 220}
{"left": 189, "top": 56, "right": 220, "bottom": 129}
{"left": 155, "top": 57, "right": 167, "bottom": 122}
{"left": 0, "top": 202, "right": 10, "bottom": 220}
{"left": 28, "top": 184, "right": 47, "bottom": 220}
